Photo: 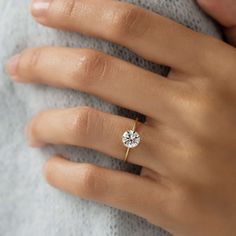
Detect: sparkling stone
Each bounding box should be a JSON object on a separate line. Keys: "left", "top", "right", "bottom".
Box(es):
{"left": 122, "top": 130, "right": 140, "bottom": 148}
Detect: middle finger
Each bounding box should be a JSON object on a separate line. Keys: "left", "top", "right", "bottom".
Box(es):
{"left": 9, "top": 47, "right": 182, "bottom": 120}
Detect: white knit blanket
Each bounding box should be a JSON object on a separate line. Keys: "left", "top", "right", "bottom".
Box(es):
{"left": 0, "top": 0, "right": 221, "bottom": 235}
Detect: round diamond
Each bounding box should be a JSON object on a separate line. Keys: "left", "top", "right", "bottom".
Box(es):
{"left": 122, "top": 130, "right": 140, "bottom": 148}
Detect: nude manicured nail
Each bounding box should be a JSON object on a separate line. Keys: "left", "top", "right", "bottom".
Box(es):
{"left": 6, "top": 54, "right": 20, "bottom": 80}
{"left": 31, "top": 0, "right": 51, "bottom": 19}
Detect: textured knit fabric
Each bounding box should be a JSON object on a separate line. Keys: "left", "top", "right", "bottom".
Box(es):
{"left": 0, "top": 0, "right": 221, "bottom": 236}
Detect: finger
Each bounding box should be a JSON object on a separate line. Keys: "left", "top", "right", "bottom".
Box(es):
{"left": 7, "top": 47, "right": 181, "bottom": 120}
{"left": 44, "top": 155, "right": 170, "bottom": 226}
{"left": 30, "top": 0, "right": 212, "bottom": 73}
{"left": 197, "top": 0, "right": 236, "bottom": 27}
{"left": 197, "top": 0, "right": 236, "bottom": 46}
{"left": 26, "top": 107, "right": 158, "bottom": 169}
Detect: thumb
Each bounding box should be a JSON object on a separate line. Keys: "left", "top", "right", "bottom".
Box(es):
{"left": 197, "top": 0, "right": 236, "bottom": 46}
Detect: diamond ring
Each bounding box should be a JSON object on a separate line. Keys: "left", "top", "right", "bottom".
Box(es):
{"left": 122, "top": 118, "right": 141, "bottom": 162}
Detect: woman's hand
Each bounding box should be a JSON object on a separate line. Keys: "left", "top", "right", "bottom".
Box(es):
{"left": 6, "top": 0, "right": 236, "bottom": 235}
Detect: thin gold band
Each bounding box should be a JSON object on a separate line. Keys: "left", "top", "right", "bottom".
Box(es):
{"left": 123, "top": 118, "right": 138, "bottom": 162}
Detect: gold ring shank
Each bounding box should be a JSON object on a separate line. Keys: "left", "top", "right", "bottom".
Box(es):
{"left": 124, "top": 147, "right": 131, "bottom": 162}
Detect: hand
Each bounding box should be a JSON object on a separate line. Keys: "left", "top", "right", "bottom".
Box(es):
{"left": 6, "top": 0, "right": 236, "bottom": 235}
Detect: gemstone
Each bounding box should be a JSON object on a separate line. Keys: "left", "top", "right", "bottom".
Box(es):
{"left": 122, "top": 130, "right": 140, "bottom": 148}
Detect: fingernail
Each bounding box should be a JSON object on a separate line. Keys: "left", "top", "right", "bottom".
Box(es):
{"left": 6, "top": 54, "right": 20, "bottom": 80}
{"left": 31, "top": 0, "right": 51, "bottom": 19}
{"left": 25, "top": 123, "right": 45, "bottom": 148}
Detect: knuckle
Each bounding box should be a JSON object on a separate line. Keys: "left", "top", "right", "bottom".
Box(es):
{"left": 173, "top": 84, "right": 208, "bottom": 115}
{"left": 192, "top": 93, "right": 212, "bottom": 117}
{"left": 109, "top": 5, "right": 148, "bottom": 39}
{"left": 74, "top": 50, "right": 108, "bottom": 90}
{"left": 72, "top": 107, "right": 97, "bottom": 139}
{"left": 23, "top": 48, "right": 44, "bottom": 71}
{"left": 60, "top": 0, "right": 77, "bottom": 18}
{"left": 183, "top": 91, "right": 215, "bottom": 134}
{"left": 79, "top": 164, "right": 106, "bottom": 198}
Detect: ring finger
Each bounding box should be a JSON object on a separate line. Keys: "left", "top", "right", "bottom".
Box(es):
{"left": 26, "top": 106, "right": 159, "bottom": 169}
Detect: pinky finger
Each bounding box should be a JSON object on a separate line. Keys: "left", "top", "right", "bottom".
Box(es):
{"left": 43, "top": 156, "right": 169, "bottom": 224}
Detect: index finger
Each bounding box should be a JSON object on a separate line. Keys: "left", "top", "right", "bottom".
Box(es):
{"left": 31, "top": 0, "right": 217, "bottom": 73}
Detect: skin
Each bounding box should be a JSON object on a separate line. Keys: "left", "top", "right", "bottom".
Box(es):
{"left": 5, "top": 0, "right": 236, "bottom": 235}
